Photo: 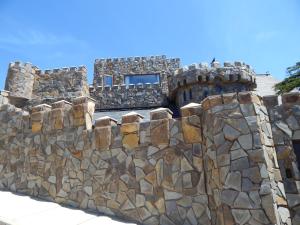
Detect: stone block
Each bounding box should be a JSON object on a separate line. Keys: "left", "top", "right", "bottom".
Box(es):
{"left": 95, "top": 116, "right": 117, "bottom": 127}
{"left": 150, "top": 118, "right": 169, "bottom": 146}
{"left": 95, "top": 126, "right": 112, "bottom": 150}
{"left": 51, "top": 108, "right": 64, "bottom": 130}
{"left": 121, "top": 112, "right": 144, "bottom": 123}
{"left": 150, "top": 108, "right": 173, "bottom": 120}
{"left": 180, "top": 102, "right": 202, "bottom": 117}
{"left": 182, "top": 117, "right": 202, "bottom": 144}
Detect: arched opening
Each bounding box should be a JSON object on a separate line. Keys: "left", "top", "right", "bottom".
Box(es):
{"left": 189, "top": 89, "right": 192, "bottom": 99}
{"left": 198, "top": 76, "right": 202, "bottom": 82}
{"left": 183, "top": 79, "right": 187, "bottom": 85}
{"left": 177, "top": 81, "right": 181, "bottom": 87}
{"left": 206, "top": 76, "right": 209, "bottom": 82}
{"left": 229, "top": 75, "right": 234, "bottom": 81}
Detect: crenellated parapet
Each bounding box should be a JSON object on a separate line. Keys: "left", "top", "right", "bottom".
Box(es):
{"left": 4, "top": 61, "right": 90, "bottom": 109}
{"left": 32, "top": 65, "right": 89, "bottom": 101}
{"left": 90, "top": 83, "right": 167, "bottom": 110}
{"left": 30, "top": 96, "right": 95, "bottom": 133}
{"left": 168, "top": 61, "right": 257, "bottom": 107}
{"left": 93, "top": 55, "right": 180, "bottom": 95}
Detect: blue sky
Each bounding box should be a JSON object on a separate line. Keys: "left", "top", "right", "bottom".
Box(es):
{"left": 0, "top": 0, "right": 299, "bottom": 88}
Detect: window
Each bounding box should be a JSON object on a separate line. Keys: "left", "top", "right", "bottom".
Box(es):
{"left": 104, "top": 75, "right": 113, "bottom": 86}
{"left": 189, "top": 89, "right": 192, "bottom": 99}
{"left": 183, "top": 90, "right": 187, "bottom": 102}
{"left": 124, "top": 74, "right": 160, "bottom": 85}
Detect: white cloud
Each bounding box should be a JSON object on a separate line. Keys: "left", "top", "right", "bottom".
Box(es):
{"left": 0, "top": 30, "right": 88, "bottom": 47}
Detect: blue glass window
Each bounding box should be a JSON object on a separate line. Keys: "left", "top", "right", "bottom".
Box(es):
{"left": 124, "top": 74, "right": 160, "bottom": 85}
{"left": 104, "top": 75, "right": 113, "bottom": 86}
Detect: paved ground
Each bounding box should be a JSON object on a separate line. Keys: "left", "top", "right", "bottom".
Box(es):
{"left": 0, "top": 191, "right": 135, "bottom": 225}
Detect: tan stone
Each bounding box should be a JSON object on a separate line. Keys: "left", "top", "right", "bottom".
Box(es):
{"left": 51, "top": 108, "right": 64, "bottom": 130}
{"left": 123, "top": 133, "right": 139, "bottom": 149}
{"left": 121, "top": 123, "right": 138, "bottom": 134}
{"left": 32, "top": 121, "right": 42, "bottom": 133}
{"left": 182, "top": 117, "right": 202, "bottom": 143}
{"left": 150, "top": 119, "right": 169, "bottom": 146}
{"left": 95, "top": 127, "right": 111, "bottom": 150}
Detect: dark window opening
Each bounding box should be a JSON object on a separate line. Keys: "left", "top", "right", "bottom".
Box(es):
{"left": 206, "top": 76, "right": 209, "bottom": 82}
{"left": 183, "top": 90, "right": 187, "bottom": 102}
{"left": 198, "top": 76, "right": 202, "bottom": 82}
{"left": 237, "top": 74, "right": 241, "bottom": 81}
{"left": 293, "top": 140, "right": 300, "bottom": 170}
{"left": 203, "top": 90, "right": 208, "bottom": 98}
{"left": 229, "top": 75, "right": 234, "bottom": 81}
{"left": 104, "top": 75, "right": 113, "bottom": 86}
{"left": 124, "top": 74, "right": 160, "bottom": 85}
{"left": 286, "top": 168, "right": 293, "bottom": 178}
{"left": 183, "top": 79, "right": 187, "bottom": 85}
{"left": 189, "top": 89, "right": 192, "bottom": 99}
{"left": 216, "top": 85, "right": 223, "bottom": 94}
{"left": 177, "top": 81, "right": 181, "bottom": 87}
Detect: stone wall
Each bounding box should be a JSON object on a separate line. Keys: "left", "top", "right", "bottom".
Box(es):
{"left": 4, "top": 62, "right": 90, "bottom": 108}
{"left": 0, "top": 91, "right": 292, "bottom": 225}
{"left": 263, "top": 93, "right": 300, "bottom": 224}
{"left": 169, "top": 61, "right": 257, "bottom": 107}
{"left": 32, "top": 66, "right": 90, "bottom": 101}
{"left": 93, "top": 56, "right": 180, "bottom": 92}
{"left": 90, "top": 83, "right": 167, "bottom": 110}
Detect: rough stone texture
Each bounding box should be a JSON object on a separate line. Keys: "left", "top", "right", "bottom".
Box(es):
{"left": 168, "top": 62, "right": 257, "bottom": 107}
{"left": 202, "top": 91, "right": 291, "bottom": 225}
{"left": 263, "top": 93, "right": 300, "bottom": 224}
{"left": 4, "top": 62, "right": 90, "bottom": 109}
{"left": 91, "top": 56, "right": 180, "bottom": 110}
{"left": 91, "top": 83, "right": 167, "bottom": 110}
{"left": 0, "top": 91, "right": 295, "bottom": 225}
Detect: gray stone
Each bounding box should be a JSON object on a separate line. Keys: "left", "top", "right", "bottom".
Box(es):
{"left": 233, "top": 192, "right": 252, "bottom": 209}
{"left": 140, "top": 179, "right": 153, "bottom": 195}
{"left": 231, "top": 157, "right": 250, "bottom": 171}
{"left": 164, "top": 190, "right": 183, "bottom": 200}
{"left": 225, "top": 171, "right": 241, "bottom": 191}
{"left": 238, "top": 134, "right": 253, "bottom": 150}
{"left": 221, "top": 189, "right": 238, "bottom": 206}
{"left": 223, "top": 124, "right": 240, "bottom": 141}
{"left": 232, "top": 209, "right": 251, "bottom": 225}
{"left": 275, "top": 121, "right": 292, "bottom": 137}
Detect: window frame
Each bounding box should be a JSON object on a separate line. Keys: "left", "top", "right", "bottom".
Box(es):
{"left": 124, "top": 73, "right": 160, "bottom": 85}
{"left": 103, "top": 75, "right": 113, "bottom": 87}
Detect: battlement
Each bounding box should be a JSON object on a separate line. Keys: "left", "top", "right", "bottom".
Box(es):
{"left": 94, "top": 55, "right": 180, "bottom": 65}
{"left": 35, "top": 65, "right": 87, "bottom": 75}
{"left": 170, "top": 61, "right": 255, "bottom": 89}
{"left": 262, "top": 92, "right": 300, "bottom": 108}
{"left": 169, "top": 61, "right": 257, "bottom": 107}
{"left": 90, "top": 82, "right": 161, "bottom": 92}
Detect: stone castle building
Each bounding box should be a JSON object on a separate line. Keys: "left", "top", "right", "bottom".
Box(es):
{"left": 0, "top": 55, "right": 299, "bottom": 225}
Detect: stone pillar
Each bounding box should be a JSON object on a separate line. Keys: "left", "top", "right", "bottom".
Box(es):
{"left": 95, "top": 116, "right": 117, "bottom": 151}
{"left": 51, "top": 100, "right": 72, "bottom": 130}
{"left": 150, "top": 108, "right": 172, "bottom": 148}
{"left": 202, "top": 92, "right": 290, "bottom": 225}
{"left": 72, "top": 96, "right": 95, "bottom": 130}
{"left": 31, "top": 104, "right": 52, "bottom": 133}
{"left": 121, "top": 112, "right": 143, "bottom": 149}
{"left": 181, "top": 103, "right": 203, "bottom": 144}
